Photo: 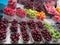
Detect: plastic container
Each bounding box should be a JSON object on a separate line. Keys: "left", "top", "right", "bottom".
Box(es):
{"left": 16, "top": 9, "right": 26, "bottom": 22}
{"left": 3, "top": 8, "right": 15, "bottom": 21}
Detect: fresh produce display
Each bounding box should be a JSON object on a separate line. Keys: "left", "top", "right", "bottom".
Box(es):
{"left": 16, "top": 9, "right": 26, "bottom": 18}
{"left": 26, "top": 9, "right": 37, "bottom": 19}
{"left": 10, "top": 32, "right": 20, "bottom": 42}
{"left": 43, "top": 21, "right": 52, "bottom": 29}
{"left": 36, "top": 11, "right": 46, "bottom": 21}
{"left": 41, "top": 29, "right": 52, "bottom": 41}
{"left": 4, "top": 8, "right": 15, "bottom": 16}
{"left": 49, "top": 30, "right": 60, "bottom": 39}
{"left": 8, "top": 0, "right": 17, "bottom": 9}
{"left": 31, "top": 29, "right": 42, "bottom": 42}
{"left": 27, "top": 20, "right": 36, "bottom": 29}
{"left": 36, "top": 21, "right": 44, "bottom": 29}
{"left": 0, "top": 0, "right": 60, "bottom": 44}
{"left": 44, "top": 4, "right": 59, "bottom": 15}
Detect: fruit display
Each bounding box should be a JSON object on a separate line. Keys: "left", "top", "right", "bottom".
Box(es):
{"left": 44, "top": 3, "right": 59, "bottom": 15}
{"left": 26, "top": 9, "right": 37, "bottom": 19}
{"left": 4, "top": 8, "right": 15, "bottom": 16}
{"left": 1, "top": 0, "right": 60, "bottom": 44}
{"left": 16, "top": 9, "right": 26, "bottom": 18}
{"left": 36, "top": 21, "right": 44, "bottom": 29}
{"left": 27, "top": 20, "right": 36, "bottom": 29}
{"left": 36, "top": 11, "right": 46, "bottom": 21}
{"left": 41, "top": 29, "right": 52, "bottom": 41}
{"left": 10, "top": 32, "right": 20, "bottom": 42}
{"left": 43, "top": 21, "right": 52, "bottom": 30}
{"left": 8, "top": 0, "right": 17, "bottom": 9}
{"left": 31, "top": 29, "right": 42, "bottom": 42}
{"left": 49, "top": 30, "right": 60, "bottom": 39}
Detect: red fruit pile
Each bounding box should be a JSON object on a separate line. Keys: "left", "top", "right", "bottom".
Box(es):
{"left": 0, "top": 28, "right": 6, "bottom": 41}
{"left": 20, "top": 21, "right": 27, "bottom": 32}
{"left": 11, "top": 19, "right": 18, "bottom": 26}
{"left": 10, "top": 26, "right": 18, "bottom": 33}
{"left": 0, "top": 18, "right": 8, "bottom": 30}
{"left": 16, "top": 9, "right": 26, "bottom": 18}
{"left": 8, "top": 0, "right": 16, "bottom": 9}
{"left": 10, "top": 20, "right": 18, "bottom": 32}
{"left": 20, "top": 21, "right": 29, "bottom": 41}
{"left": 53, "top": 15, "right": 60, "bottom": 22}
{"left": 36, "top": 21, "right": 44, "bottom": 29}
{"left": 20, "top": 21, "right": 26, "bottom": 27}
{"left": 10, "top": 32, "right": 20, "bottom": 42}
{"left": 41, "top": 29, "right": 52, "bottom": 41}
{"left": 22, "top": 30, "right": 29, "bottom": 41}
{"left": 31, "top": 29, "right": 42, "bottom": 42}
{"left": 27, "top": 20, "right": 36, "bottom": 29}
{"left": 4, "top": 8, "right": 15, "bottom": 16}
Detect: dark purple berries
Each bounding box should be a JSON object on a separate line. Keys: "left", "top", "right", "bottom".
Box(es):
{"left": 10, "top": 32, "right": 20, "bottom": 42}
{"left": 31, "top": 29, "right": 42, "bottom": 42}
{"left": 41, "top": 29, "right": 52, "bottom": 41}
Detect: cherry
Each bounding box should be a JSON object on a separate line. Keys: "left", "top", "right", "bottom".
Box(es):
{"left": 11, "top": 19, "right": 18, "bottom": 26}
{"left": 41, "top": 29, "right": 52, "bottom": 41}
{"left": 31, "top": 29, "right": 42, "bottom": 42}
{"left": 22, "top": 30, "right": 29, "bottom": 41}
{"left": 10, "top": 32, "right": 20, "bottom": 42}
{"left": 36, "top": 21, "right": 44, "bottom": 29}
{"left": 10, "top": 26, "right": 18, "bottom": 32}
{"left": 27, "top": 20, "right": 36, "bottom": 29}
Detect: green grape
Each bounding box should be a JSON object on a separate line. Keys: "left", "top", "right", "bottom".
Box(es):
{"left": 43, "top": 21, "right": 52, "bottom": 29}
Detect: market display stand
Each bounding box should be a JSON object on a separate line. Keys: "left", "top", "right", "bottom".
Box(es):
{"left": 0, "top": 3, "right": 59, "bottom": 44}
